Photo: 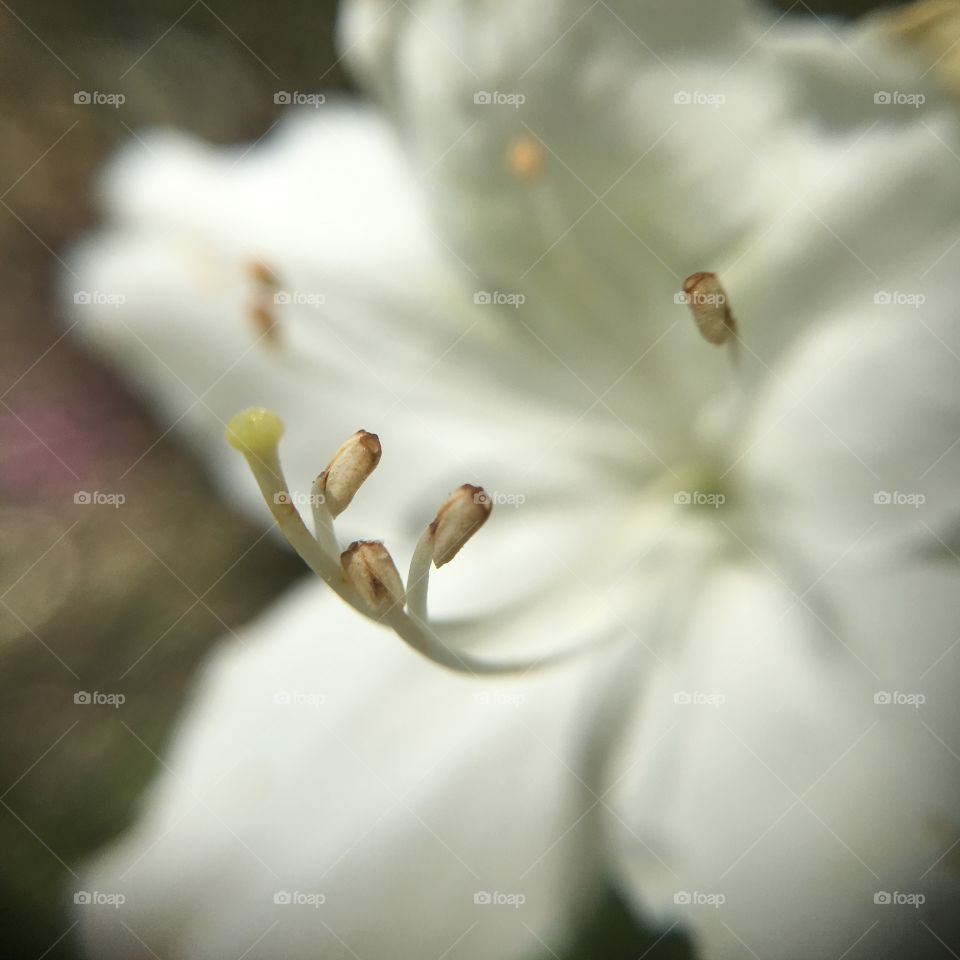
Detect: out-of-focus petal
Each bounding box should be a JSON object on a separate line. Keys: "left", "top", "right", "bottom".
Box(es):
{"left": 737, "top": 295, "right": 960, "bottom": 569}
{"left": 76, "top": 579, "right": 617, "bottom": 960}
{"left": 603, "top": 561, "right": 960, "bottom": 958}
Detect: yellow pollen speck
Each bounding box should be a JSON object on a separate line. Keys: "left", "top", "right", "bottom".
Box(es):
{"left": 505, "top": 136, "right": 545, "bottom": 180}
{"left": 226, "top": 408, "right": 285, "bottom": 455}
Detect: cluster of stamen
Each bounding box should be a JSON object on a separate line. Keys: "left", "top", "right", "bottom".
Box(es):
{"left": 226, "top": 273, "right": 739, "bottom": 673}
{"left": 225, "top": 409, "right": 519, "bottom": 674}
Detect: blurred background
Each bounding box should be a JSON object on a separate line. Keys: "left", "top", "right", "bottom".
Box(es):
{"left": 0, "top": 1, "right": 920, "bottom": 957}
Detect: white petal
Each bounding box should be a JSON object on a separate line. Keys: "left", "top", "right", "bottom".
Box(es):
{"left": 76, "top": 580, "right": 614, "bottom": 960}
{"left": 602, "top": 561, "right": 960, "bottom": 958}
{"left": 62, "top": 106, "right": 460, "bottom": 518}
{"left": 340, "top": 2, "right": 960, "bottom": 417}
{"left": 737, "top": 295, "right": 960, "bottom": 569}
{"left": 98, "top": 102, "right": 446, "bottom": 292}
{"left": 720, "top": 87, "right": 960, "bottom": 393}
{"left": 338, "top": 0, "right": 774, "bottom": 419}
{"left": 340, "top": 0, "right": 780, "bottom": 275}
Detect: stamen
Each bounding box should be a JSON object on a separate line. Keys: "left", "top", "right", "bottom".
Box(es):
{"left": 226, "top": 408, "right": 590, "bottom": 676}
{"left": 248, "top": 259, "right": 280, "bottom": 288}
{"left": 430, "top": 484, "right": 492, "bottom": 567}
{"left": 247, "top": 258, "right": 281, "bottom": 347}
{"left": 681, "top": 272, "right": 737, "bottom": 346}
{"left": 406, "top": 484, "right": 492, "bottom": 624}
{"left": 341, "top": 540, "right": 406, "bottom": 616}
{"left": 680, "top": 270, "right": 744, "bottom": 388}
{"left": 251, "top": 304, "right": 280, "bottom": 345}
{"left": 309, "top": 474, "right": 339, "bottom": 560}
{"left": 506, "top": 135, "right": 545, "bottom": 181}
{"left": 316, "top": 430, "right": 382, "bottom": 518}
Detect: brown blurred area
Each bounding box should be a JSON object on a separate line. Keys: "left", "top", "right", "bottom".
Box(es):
{"left": 0, "top": 3, "right": 343, "bottom": 956}
{"left": 0, "top": 1, "right": 905, "bottom": 958}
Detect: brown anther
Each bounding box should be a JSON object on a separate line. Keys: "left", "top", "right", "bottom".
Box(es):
{"left": 248, "top": 259, "right": 280, "bottom": 289}
{"left": 341, "top": 540, "right": 406, "bottom": 614}
{"left": 317, "top": 431, "right": 382, "bottom": 518}
{"left": 429, "top": 484, "right": 493, "bottom": 568}
{"left": 251, "top": 302, "right": 280, "bottom": 346}
{"left": 681, "top": 272, "right": 738, "bottom": 346}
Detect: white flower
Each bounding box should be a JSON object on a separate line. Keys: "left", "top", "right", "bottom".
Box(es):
{"left": 66, "top": 1, "right": 960, "bottom": 958}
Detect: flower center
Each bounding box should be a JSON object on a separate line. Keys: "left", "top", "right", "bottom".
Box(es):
{"left": 226, "top": 273, "right": 741, "bottom": 675}
{"left": 671, "top": 468, "right": 731, "bottom": 513}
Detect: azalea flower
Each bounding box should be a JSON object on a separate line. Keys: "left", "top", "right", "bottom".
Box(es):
{"left": 66, "top": 0, "right": 960, "bottom": 958}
